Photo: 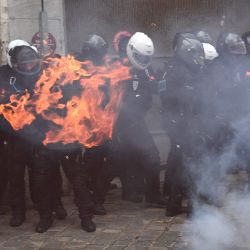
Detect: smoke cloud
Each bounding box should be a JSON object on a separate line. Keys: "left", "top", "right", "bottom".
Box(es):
{"left": 185, "top": 115, "right": 250, "bottom": 250}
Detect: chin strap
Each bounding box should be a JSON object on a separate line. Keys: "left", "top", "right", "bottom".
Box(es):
{"left": 9, "top": 76, "right": 22, "bottom": 93}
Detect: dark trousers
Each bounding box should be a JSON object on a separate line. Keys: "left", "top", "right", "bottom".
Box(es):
{"left": 164, "top": 144, "right": 186, "bottom": 211}
{"left": 117, "top": 120, "right": 161, "bottom": 198}
{"left": 29, "top": 156, "right": 63, "bottom": 208}
{"left": 83, "top": 143, "right": 111, "bottom": 205}
{"left": 0, "top": 140, "right": 10, "bottom": 204}
{"left": 8, "top": 139, "right": 34, "bottom": 215}
{"left": 33, "top": 146, "right": 94, "bottom": 220}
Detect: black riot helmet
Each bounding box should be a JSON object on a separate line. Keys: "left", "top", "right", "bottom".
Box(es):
{"left": 242, "top": 31, "right": 250, "bottom": 55}
{"left": 172, "top": 32, "right": 194, "bottom": 49}
{"left": 8, "top": 45, "right": 41, "bottom": 76}
{"left": 193, "top": 30, "right": 213, "bottom": 44}
{"left": 174, "top": 33, "right": 205, "bottom": 71}
{"left": 216, "top": 32, "right": 246, "bottom": 56}
{"left": 81, "top": 34, "right": 108, "bottom": 65}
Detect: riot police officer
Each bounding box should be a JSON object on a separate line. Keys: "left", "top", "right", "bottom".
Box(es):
{"left": 161, "top": 33, "right": 206, "bottom": 216}
{"left": 115, "top": 32, "right": 166, "bottom": 205}
{"left": 0, "top": 40, "right": 41, "bottom": 226}
{"left": 0, "top": 39, "right": 67, "bottom": 227}
{"left": 80, "top": 34, "right": 113, "bottom": 215}
{"left": 193, "top": 32, "right": 247, "bottom": 206}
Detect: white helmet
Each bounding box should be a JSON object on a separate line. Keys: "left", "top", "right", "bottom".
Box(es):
{"left": 6, "top": 39, "right": 41, "bottom": 75}
{"left": 126, "top": 32, "right": 154, "bottom": 70}
{"left": 6, "top": 39, "right": 38, "bottom": 67}
{"left": 202, "top": 43, "right": 218, "bottom": 61}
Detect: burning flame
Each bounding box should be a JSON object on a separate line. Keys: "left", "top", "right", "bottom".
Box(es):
{"left": 0, "top": 91, "right": 35, "bottom": 130}
{"left": 0, "top": 56, "right": 130, "bottom": 148}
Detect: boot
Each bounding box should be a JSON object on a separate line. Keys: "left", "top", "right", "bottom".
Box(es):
{"left": 93, "top": 203, "right": 107, "bottom": 215}
{"left": 165, "top": 194, "right": 183, "bottom": 217}
{"left": 121, "top": 172, "right": 144, "bottom": 203}
{"left": 10, "top": 213, "right": 25, "bottom": 227}
{"left": 35, "top": 217, "right": 53, "bottom": 233}
{"left": 145, "top": 193, "right": 168, "bottom": 207}
{"left": 108, "top": 183, "right": 117, "bottom": 191}
{"left": 81, "top": 216, "right": 96, "bottom": 232}
{"left": 186, "top": 200, "right": 193, "bottom": 218}
{"left": 0, "top": 205, "right": 7, "bottom": 215}
{"left": 53, "top": 201, "right": 67, "bottom": 220}
{"left": 122, "top": 192, "right": 143, "bottom": 203}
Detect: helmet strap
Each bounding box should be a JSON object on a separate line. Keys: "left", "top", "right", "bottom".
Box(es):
{"left": 9, "top": 76, "right": 22, "bottom": 93}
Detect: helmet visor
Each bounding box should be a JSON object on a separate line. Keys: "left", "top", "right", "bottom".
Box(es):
{"left": 228, "top": 41, "right": 246, "bottom": 55}
{"left": 11, "top": 46, "right": 41, "bottom": 75}
{"left": 13, "top": 58, "right": 41, "bottom": 75}
{"left": 133, "top": 51, "right": 151, "bottom": 65}
{"left": 246, "top": 36, "right": 250, "bottom": 45}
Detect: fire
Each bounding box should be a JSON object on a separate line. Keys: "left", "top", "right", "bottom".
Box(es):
{"left": 0, "top": 91, "right": 35, "bottom": 130}
{"left": 0, "top": 56, "right": 130, "bottom": 148}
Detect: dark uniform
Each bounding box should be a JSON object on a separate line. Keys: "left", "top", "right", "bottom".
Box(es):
{"left": 33, "top": 78, "right": 96, "bottom": 233}
{"left": 0, "top": 63, "right": 38, "bottom": 226}
{"left": 205, "top": 33, "right": 250, "bottom": 187}
{"left": 241, "top": 31, "right": 250, "bottom": 184}
{"left": 0, "top": 43, "right": 68, "bottom": 226}
{"left": 116, "top": 67, "right": 164, "bottom": 204}
{"left": 241, "top": 49, "right": 250, "bottom": 191}
{"left": 33, "top": 145, "right": 95, "bottom": 232}
{"left": 111, "top": 31, "right": 166, "bottom": 206}
{"left": 0, "top": 134, "right": 9, "bottom": 210}
{"left": 80, "top": 34, "right": 112, "bottom": 215}
{"left": 187, "top": 33, "right": 248, "bottom": 206}
{"left": 161, "top": 33, "right": 206, "bottom": 216}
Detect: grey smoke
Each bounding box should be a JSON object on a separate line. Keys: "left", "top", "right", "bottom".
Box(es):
{"left": 185, "top": 116, "right": 250, "bottom": 250}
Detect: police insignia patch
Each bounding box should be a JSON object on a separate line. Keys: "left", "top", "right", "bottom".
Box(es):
{"left": 133, "top": 80, "right": 139, "bottom": 91}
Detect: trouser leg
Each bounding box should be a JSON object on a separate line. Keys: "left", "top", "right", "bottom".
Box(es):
{"left": 33, "top": 147, "right": 56, "bottom": 221}
{"left": 61, "top": 159, "right": 94, "bottom": 218}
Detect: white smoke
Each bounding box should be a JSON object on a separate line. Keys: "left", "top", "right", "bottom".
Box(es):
{"left": 188, "top": 205, "right": 236, "bottom": 250}
{"left": 187, "top": 193, "right": 250, "bottom": 250}
{"left": 185, "top": 116, "right": 250, "bottom": 250}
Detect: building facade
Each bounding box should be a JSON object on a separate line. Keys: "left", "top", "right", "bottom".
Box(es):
{"left": 0, "top": 0, "right": 66, "bottom": 63}
{"left": 1, "top": 0, "right": 250, "bottom": 62}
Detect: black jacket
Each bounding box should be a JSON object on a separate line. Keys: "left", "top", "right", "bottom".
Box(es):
{"left": 160, "top": 57, "right": 203, "bottom": 148}
{"left": 0, "top": 65, "right": 39, "bottom": 140}
{"left": 116, "top": 67, "right": 155, "bottom": 131}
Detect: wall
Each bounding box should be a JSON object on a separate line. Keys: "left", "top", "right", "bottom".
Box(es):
{"left": 65, "top": 0, "right": 250, "bottom": 56}
{"left": 0, "top": 0, "right": 9, "bottom": 63}
{"left": 64, "top": 0, "right": 226, "bottom": 56}
{"left": 0, "top": 0, "right": 66, "bottom": 64}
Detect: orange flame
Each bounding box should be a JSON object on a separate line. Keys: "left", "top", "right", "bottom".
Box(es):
{"left": 0, "top": 91, "right": 35, "bottom": 130}
{"left": 0, "top": 56, "right": 130, "bottom": 148}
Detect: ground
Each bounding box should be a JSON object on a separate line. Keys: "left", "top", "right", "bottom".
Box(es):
{"left": 0, "top": 177, "right": 191, "bottom": 250}
{"left": 0, "top": 172, "right": 249, "bottom": 250}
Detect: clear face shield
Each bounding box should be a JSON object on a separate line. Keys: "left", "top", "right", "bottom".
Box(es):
{"left": 11, "top": 46, "right": 41, "bottom": 76}
{"left": 225, "top": 34, "right": 247, "bottom": 55}
{"left": 177, "top": 38, "right": 205, "bottom": 69}
{"left": 13, "top": 58, "right": 41, "bottom": 75}
{"left": 228, "top": 41, "right": 247, "bottom": 55}
{"left": 245, "top": 36, "right": 250, "bottom": 54}
{"left": 246, "top": 36, "right": 250, "bottom": 45}
{"left": 133, "top": 51, "right": 152, "bottom": 66}
{"left": 196, "top": 31, "right": 213, "bottom": 44}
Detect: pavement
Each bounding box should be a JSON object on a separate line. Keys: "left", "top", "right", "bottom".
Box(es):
{"left": 0, "top": 176, "right": 191, "bottom": 250}
{"left": 0, "top": 172, "right": 249, "bottom": 250}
